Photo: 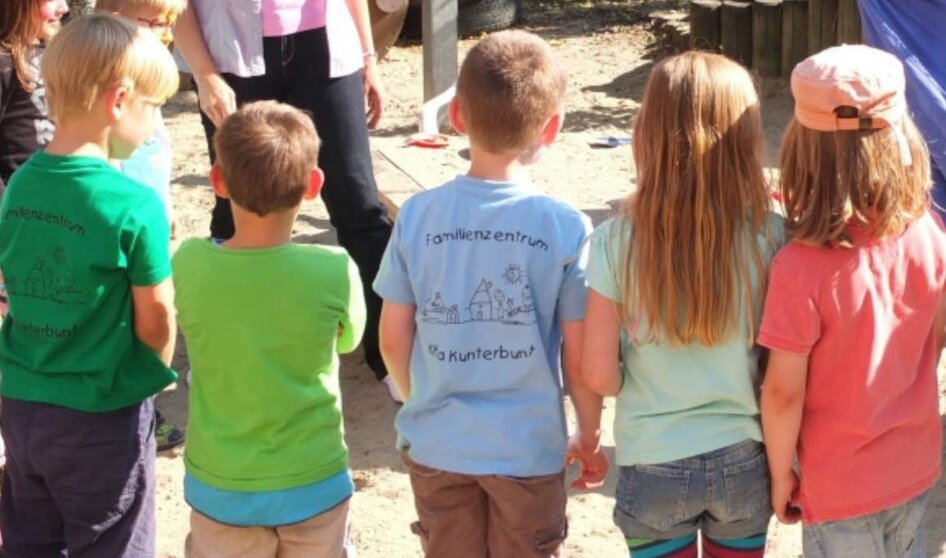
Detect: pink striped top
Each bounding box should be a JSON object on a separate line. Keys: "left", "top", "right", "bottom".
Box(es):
{"left": 261, "top": 0, "right": 327, "bottom": 37}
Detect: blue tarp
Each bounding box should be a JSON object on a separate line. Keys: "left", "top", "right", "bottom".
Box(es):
{"left": 858, "top": 0, "right": 946, "bottom": 215}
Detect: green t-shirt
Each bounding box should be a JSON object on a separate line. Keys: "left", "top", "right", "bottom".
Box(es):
{"left": 173, "top": 239, "right": 365, "bottom": 492}
{"left": 587, "top": 214, "right": 785, "bottom": 466}
{"left": 0, "top": 151, "right": 175, "bottom": 411}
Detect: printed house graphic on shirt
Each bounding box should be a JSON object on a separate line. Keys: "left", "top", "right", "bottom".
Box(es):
{"left": 422, "top": 270, "right": 536, "bottom": 326}
{"left": 10, "top": 249, "right": 84, "bottom": 305}
{"left": 469, "top": 279, "right": 494, "bottom": 321}
{"left": 422, "top": 292, "right": 461, "bottom": 324}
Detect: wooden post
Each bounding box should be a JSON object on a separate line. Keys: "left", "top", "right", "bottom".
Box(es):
{"left": 422, "top": 0, "right": 458, "bottom": 123}
{"left": 781, "top": 0, "right": 808, "bottom": 76}
{"left": 837, "top": 0, "right": 862, "bottom": 44}
{"left": 820, "top": 0, "right": 839, "bottom": 49}
{"left": 808, "top": 0, "right": 839, "bottom": 54}
{"left": 690, "top": 0, "right": 722, "bottom": 51}
{"left": 752, "top": 0, "right": 782, "bottom": 77}
{"left": 721, "top": 1, "right": 752, "bottom": 66}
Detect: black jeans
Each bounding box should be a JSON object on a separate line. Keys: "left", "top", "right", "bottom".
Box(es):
{"left": 199, "top": 27, "right": 392, "bottom": 380}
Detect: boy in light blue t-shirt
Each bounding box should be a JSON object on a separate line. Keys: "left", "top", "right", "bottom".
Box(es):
{"left": 373, "top": 31, "right": 608, "bottom": 558}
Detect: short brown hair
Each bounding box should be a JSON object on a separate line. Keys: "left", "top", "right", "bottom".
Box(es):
{"left": 779, "top": 116, "right": 931, "bottom": 246}
{"left": 456, "top": 30, "right": 567, "bottom": 154}
{"left": 214, "top": 101, "right": 320, "bottom": 216}
{"left": 43, "top": 14, "right": 178, "bottom": 123}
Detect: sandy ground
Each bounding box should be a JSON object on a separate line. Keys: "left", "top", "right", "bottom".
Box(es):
{"left": 155, "top": 4, "right": 946, "bottom": 556}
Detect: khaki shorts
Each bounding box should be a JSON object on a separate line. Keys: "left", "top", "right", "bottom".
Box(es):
{"left": 404, "top": 453, "right": 568, "bottom": 558}
{"left": 185, "top": 498, "right": 353, "bottom": 558}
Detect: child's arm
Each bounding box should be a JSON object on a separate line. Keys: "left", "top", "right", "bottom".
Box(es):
{"left": 379, "top": 301, "right": 415, "bottom": 400}
{"left": 132, "top": 279, "right": 176, "bottom": 365}
{"left": 760, "top": 349, "right": 808, "bottom": 525}
{"left": 337, "top": 259, "right": 367, "bottom": 354}
{"left": 936, "top": 289, "right": 946, "bottom": 355}
{"left": 581, "top": 288, "right": 623, "bottom": 396}
{"left": 563, "top": 319, "right": 608, "bottom": 489}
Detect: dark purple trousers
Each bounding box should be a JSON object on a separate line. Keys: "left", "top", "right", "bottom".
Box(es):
{"left": 0, "top": 398, "right": 155, "bottom": 557}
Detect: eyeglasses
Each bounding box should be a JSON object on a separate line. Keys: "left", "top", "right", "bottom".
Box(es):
{"left": 136, "top": 17, "right": 175, "bottom": 32}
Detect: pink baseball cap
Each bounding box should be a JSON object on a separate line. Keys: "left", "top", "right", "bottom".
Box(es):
{"left": 791, "top": 44, "right": 906, "bottom": 132}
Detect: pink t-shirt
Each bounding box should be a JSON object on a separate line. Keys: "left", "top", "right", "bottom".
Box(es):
{"left": 759, "top": 211, "right": 946, "bottom": 524}
{"left": 261, "top": 0, "right": 327, "bottom": 37}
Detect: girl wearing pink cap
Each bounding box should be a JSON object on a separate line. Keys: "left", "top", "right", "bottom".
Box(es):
{"left": 761, "top": 44, "right": 946, "bottom": 557}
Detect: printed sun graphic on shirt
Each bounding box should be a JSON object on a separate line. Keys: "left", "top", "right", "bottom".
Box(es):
{"left": 502, "top": 263, "right": 524, "bottom": 285}
{"left": 422, "top": 267, "right": 536, "bottom": 326}
{"left": 6, "top": 247, "right": 84, "bottom": 305}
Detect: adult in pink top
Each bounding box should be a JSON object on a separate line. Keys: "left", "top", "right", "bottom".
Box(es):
{"left": 260, "top": 0, "right": 327, "bottom": 36}
{"left": 761, "top": 45, "right": 946, "bottom": 557}
{"left": 174, "top": 0, "right": 394, "bottom": 386}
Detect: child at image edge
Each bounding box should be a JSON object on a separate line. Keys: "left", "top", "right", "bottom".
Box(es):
{"left": 760, "top": 44, "right": 946, "bottom": 557}
{"left": 0, "top": 0, "right": 69, "bottom": 478}
{"left": 582, "top": 51, "right": 782, "bottom": 558}
{"left": 173, "top": 100, "right": 365, "bottom": 557}
{"left": 374, "top": 30, "right": 608, "bottom": 558}
{"left": 0, "top": 15, "right": 179, "bottom": 555}
{"left": 97, "top": 0, "right": 188, "bottom": 452}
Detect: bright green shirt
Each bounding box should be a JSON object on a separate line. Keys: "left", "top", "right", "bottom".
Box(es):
{"left": 173, "top": 239, "right": 365, "bottom": 492}
{"left": 587, "top": 214, "right": 785, "bottom": 465}
{"left": 0, "top": 151, "right": 175, "bottom": 412}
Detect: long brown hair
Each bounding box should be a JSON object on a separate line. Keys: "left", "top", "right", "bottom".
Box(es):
{"left": 0, "top": 0, "right": 44, "bottom": 92}
{"left": 623, "top": 51, "right": 771, "bottom": 346}
{"left": 779, "top": 117, "right": 930, "bottom": 246}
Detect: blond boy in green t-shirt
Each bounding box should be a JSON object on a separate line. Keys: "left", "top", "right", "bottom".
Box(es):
{"left": 0, "top": 15, "right": 178, "bottom": 555}
{"left": 173, "top": 101, "right": 365, "bottom": 556}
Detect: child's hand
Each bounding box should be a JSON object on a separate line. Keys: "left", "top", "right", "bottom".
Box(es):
{"left": 565, "top": 434, "right": 609, "bottom": 490}
{"left": 771, "top": 470, "right": 802, "bottom": 524}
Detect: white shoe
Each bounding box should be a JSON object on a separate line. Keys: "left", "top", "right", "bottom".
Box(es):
{"left": 382, "top": 375, "right": 403, "bottom": 404}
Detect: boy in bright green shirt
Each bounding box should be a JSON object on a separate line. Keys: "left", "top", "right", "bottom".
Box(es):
{"left": 173, "top": 100, "right": 365, "bottom": 556}
{"left": 0, "top": 15, "right": 179, "bottom": 555}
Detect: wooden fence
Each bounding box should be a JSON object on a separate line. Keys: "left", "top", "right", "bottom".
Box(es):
{"left": 689, "top": 0, "right": 862, "bottom": 77}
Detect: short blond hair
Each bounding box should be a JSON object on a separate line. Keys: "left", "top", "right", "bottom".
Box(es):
{"left": 456, "top": 30, "right": 567, "bottom": 154}
{"left": 779, "top": 116, "right": 931, "bottom": 246}
{"left": 95, "top": 0, "right": 188, "bottom": 16}
{"left": 214, "top": 101, "right": 321, "bottom": 216}
{"left": 43, "top": 14, "right": 179, "bottom": 123}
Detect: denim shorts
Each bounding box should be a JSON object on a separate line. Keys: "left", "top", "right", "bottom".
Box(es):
{"left": 613, "top": 440, "right": 772, "bottom": 541}
{"left": 802, "top": 490, "right": 930, "bottom": 558}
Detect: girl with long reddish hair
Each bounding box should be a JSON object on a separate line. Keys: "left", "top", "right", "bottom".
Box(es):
{"left": 0, "top": 0, "right": 68, "bottom": 192}
{"left": 582, "top": 51, "right": 784, "bottom": 557}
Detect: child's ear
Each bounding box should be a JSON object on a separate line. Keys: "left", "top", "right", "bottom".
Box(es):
{"left": 209, "top": 163, "right": 230, "bottom": 199}
{"left": 104, "top": 84, "right": 130, "bottom": 123}
{"left": 539, "top": 110, "right": 564, "bottom": 147}
{"left": 303, "top": 168, "right": 325, "bottom": 200}
{"left": 448, "top": 97, "right": 466, "bottom": 135}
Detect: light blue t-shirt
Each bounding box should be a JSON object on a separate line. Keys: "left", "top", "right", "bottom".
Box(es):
{"left": 120, "top": 109, "right": 172, "bottom": 223}
{"left": 587, "top": 214, "right": 785, "bottom": 466}
{"left": 373, "top": 175, "right": 591, "bottom": 477}
{"left": 184, "top": 470, "right": 353, "bottom": 527}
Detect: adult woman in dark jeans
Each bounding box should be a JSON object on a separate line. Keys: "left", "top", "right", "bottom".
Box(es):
{"left": 174, "top": 0, "right": 395, "bottom": 395}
